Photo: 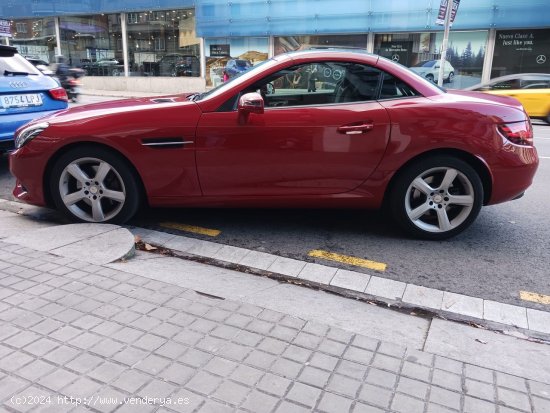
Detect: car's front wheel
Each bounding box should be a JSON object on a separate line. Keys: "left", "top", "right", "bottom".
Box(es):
{"left": 447, "top": 71, "right": 454, "bottom": 83}
{"left": 389, "top": 156, "right": 483, "bottom": 240}
{"left": 426, "top": 74, "right": 435, "bottom": 83}
{"left": 50, "top": 146, "right": 141, "bottom": 224}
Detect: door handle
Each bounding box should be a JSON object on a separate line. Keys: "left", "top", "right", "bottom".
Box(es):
{"left": 337, "top": 123, "right": 374, "bottom": 135}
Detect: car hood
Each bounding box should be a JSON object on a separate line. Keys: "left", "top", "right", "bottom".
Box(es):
{"left": 40, "top": 93, "right": 197, "bottom": 125}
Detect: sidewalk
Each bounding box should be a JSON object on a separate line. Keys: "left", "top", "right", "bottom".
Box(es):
{"left": 0, "top": 207, "right": 549, "bottom": 412}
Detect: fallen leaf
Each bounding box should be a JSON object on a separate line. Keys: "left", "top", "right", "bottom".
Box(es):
{"left": 475, "top": 339, "right": 488, "bottom": 344}
{"left": 144, "top": 243, "right": 157, "bottom": 251}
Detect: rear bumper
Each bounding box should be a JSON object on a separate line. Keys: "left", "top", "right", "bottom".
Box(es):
{"left": 487, "top": 144, "right": 539, "bottom": 205}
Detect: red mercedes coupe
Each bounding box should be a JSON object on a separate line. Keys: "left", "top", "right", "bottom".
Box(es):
{"left": 9, "top": 50, "right": 539, "bottom": 239}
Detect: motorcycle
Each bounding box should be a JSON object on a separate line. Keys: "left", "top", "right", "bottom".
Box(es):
{"left": 57, "top": 68, "right": 85, "bottom": 103}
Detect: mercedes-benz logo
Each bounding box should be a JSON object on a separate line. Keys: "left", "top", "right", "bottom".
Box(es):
{"left": 9, "top": 81, "right": 29, "bottom": 88}
{"left": 391, "top": 54, "right": 400, "bottom": 62}
{"left": 536, "top": 55, "right": 546, "bottom": 64}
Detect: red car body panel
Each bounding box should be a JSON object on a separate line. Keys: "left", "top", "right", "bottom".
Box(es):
{"left": 10, "top": 50, "right": 538, "bottom": 216}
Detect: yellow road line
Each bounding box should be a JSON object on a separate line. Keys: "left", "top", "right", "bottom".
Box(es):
{"left": 308, "top": 249, "right": 387, "bottom": 272}
{"left": 520, "top": 291, "right": 550, "bottom": 305}
{"left": 159, "top": 222, "right": 221, "bottom": 237}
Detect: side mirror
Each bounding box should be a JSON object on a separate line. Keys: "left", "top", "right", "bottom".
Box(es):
{"left": 238, "top": 92, "right": 264, "bottom": 115}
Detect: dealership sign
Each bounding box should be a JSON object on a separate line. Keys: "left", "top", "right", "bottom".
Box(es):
{"left": 210, "top": 44, "right": 230, "bottom": 57}
{"left": 436, "top": 0, "right": 460, "bottom": 26}
{"left": 0, "top": 19, "right": 12, "bottom": 38}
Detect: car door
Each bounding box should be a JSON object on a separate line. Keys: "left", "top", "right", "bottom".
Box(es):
{"left": 195, "top": 61, "right": 391, "bottom": 196}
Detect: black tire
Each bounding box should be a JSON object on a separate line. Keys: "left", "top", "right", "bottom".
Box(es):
{"left": 49, "top": 146, "right": 141, "bottom": 224}
{"left": 389, "top": 156, "right": 483, "bottom": 240}
{"left": 426, "top": 74, "right": 435, "bottom": 83}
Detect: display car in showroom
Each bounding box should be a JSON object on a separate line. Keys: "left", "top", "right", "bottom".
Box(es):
{"left": 9, "top": 50, "right": 539, "bottom": 239}
{"left": 1, "top": 45, "right": 68, "bottom": 152}
{"left": 409, "top": 59, "right": 455, "bottom": 83}
{"left": 466, "top": 73, "right": 550, "bottom": 124}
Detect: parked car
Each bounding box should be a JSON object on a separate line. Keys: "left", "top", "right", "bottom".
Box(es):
{"left": 24, "top": 56, "right": 54, "bottom": 76}
{"left": 158, "top": 54, "right": 199, "bottom": 77}
{"left": 225, "top": 59, "right": 252, "bottom": 78}
{"left": 9, "top": 50, "right": 538, "bottom": 239}
{"left": 410, "top": 60, "right": 455, "bottom": 83}
{"left": 0, "top": 45, "right": 68, "bottom": 152}
{"left": 82, "top": 58, "right": 123, "bottom": 76}
{"left": 466, "top": 73, "right": 550, "bottom": 124}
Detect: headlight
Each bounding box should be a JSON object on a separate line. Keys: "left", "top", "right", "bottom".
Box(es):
{"left": 15, "top": 122, "right": 49, "bottom": 149}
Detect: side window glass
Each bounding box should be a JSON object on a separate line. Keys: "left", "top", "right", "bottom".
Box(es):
{"left": 243, "top": 62, "right": 382, "bottom": 108}
{"left": 379, "top": 71, "right": 418, "bottom": 99}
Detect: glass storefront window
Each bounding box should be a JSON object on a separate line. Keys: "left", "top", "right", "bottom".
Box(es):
{"left": 126, "top": 9, "right": 200, "bottom": 77}
{"left": 10, "top": 17, "right": 56, "bottom": 64}
{"left": 274, "top": 34, "right": 368, "bottom": 55}
{"left": 492, "top": 29, "right": 550, "bottom": 78}
{"left": 205, "top": 37, "right": 268, "bottom": 87}
{"left": 374, "top": 31, "right": 488, "bottom": 89}
{"left": 60, "top": 14, "right": 123, "bottom": 76}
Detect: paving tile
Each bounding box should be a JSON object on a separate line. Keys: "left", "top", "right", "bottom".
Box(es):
{"left": 240, "top": 390, "right": 279, "bottom": 413}
{"left": 391, "top": 393, "right": 425, "bottom": 413}
{"left": 358, "top": 383, "right": 392, "bottom": 409}
{"left": 267, "top": 257, "right": 307, "bottom": 277}
{"left": 111, "top": 369, "right": 151, "bottom": 393}
{"left": 297, "top": 263, "right": 337, "bottom": 284}
{"left": 497, "top": 387, "right": 531, "bottom": 411}
{"left": 317, "top": 392, "right": 353, "bottom": 413}
{"left": 441, "top": 291, "right": 484, "bottom": 318}
{"left": 286, "top": 382, "right": 322, "bottom": 407}
{"left": 402, "top": 284, "right": 444, "bottom": 310}
{"left": 257, "top": 373, "right": 292, "bottom": 397}
{"left": 483, "top": 300, "right": 528, "bottom": 329}
{"left": 527, "top": 308, "right": 550, "bottom": 334}
{"left": 365, "top": 276, "right": 406, "bottom": 300}
{"left": 211, "top": 380, "right": 250, "bottom": 405}
{"left": 429, "top": 385, "right": 462, "bottom": 410}
{"left": 329, "top": 269, "right": 370, "bottom": 292}
{"left": 185, "top": 371, "right": 224, "bottom": 396}
{"left": 238, "top": 250, "right": 278, "bottom": 270}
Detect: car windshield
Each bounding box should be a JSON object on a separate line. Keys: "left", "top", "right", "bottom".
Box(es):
{"left": 0, "top": 50, "right": 41, "bottom": 76}
{"left": 198, "top": 59, "right": 273, "bottom": 100}
{"left": 413, "top": 61, "right": 435, "bottom": 68}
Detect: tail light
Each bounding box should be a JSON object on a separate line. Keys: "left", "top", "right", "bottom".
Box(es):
{"left": 49, "top": 87, "right": 68, "bottom": 102}
{"left": 497, "top": 120, "right": 533, "bottom": 146}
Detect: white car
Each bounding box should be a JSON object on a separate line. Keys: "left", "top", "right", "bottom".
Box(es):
{"left": 410, "top": 60, "right": 455, "bottom": 83}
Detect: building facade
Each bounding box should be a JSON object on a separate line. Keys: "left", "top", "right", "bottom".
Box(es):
{"left": 2, "top": 0, "right": 549, "bottom": 93}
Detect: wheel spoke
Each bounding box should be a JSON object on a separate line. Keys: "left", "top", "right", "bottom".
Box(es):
{"left": 447, "top": 194, "right": 474, "bottom": 206}
{"left": 436, "top": 207, "right": 452, "bottom": 231}
{"left": 91, "top": 199, "right": 105, "bottom": 222}
{"left": 102, "top": 189, "right": 125, "bottom": 203}
{"left": 439, "top": 168, "right": 458, "bottom": 191}
{"left": 409, "top": 202, "right": 431, "bottom": 221}
{"left": 94, "top": 161, "right": 112, "bottom": 184}
{"left": 412, "top": 177, "right": 433, "bottom": 195}
{"left": 67, "top": 163, "right": 90, "bottom": 184}
{"left": 62, "top": 189, "right": 86, "bottom": 206}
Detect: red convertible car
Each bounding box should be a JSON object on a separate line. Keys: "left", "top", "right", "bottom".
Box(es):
{"left": 10, "top": 50, "right": 538, "bottom": 239}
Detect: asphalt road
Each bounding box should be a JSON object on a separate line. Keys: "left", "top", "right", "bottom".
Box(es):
{"left": 1, "top": 95, "right": 549, "bottom": 312}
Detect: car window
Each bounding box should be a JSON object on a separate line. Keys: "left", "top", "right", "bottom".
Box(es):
{"left": 242, "top": 61, "right": 383, "bottom": 108}
{"left": 379, "top": 72, "right": 419, "bottom": 99}
{"left": 489, "top": 79, "right": 521, "bottom": 90}
{"left": 0, "top": 49, "right": 41, "bottom": 76}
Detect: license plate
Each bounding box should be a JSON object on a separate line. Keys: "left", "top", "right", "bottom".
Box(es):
{"left": 1, "top": 93, "right": 43, "bottom": 109}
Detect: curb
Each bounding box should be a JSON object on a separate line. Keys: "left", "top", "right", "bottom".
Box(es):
{"left": 129, "top": 225, "right": 550, "bottom": 341}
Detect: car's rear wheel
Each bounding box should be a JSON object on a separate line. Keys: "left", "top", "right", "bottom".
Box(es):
{"left": 389, "top": 156, "right": 483, "bottom": 240}
{"left": 50, "top": 147, "right": 141, "bottom": 224}
{"left": 426, "top": 74, "right": 435, "bottom": 83}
